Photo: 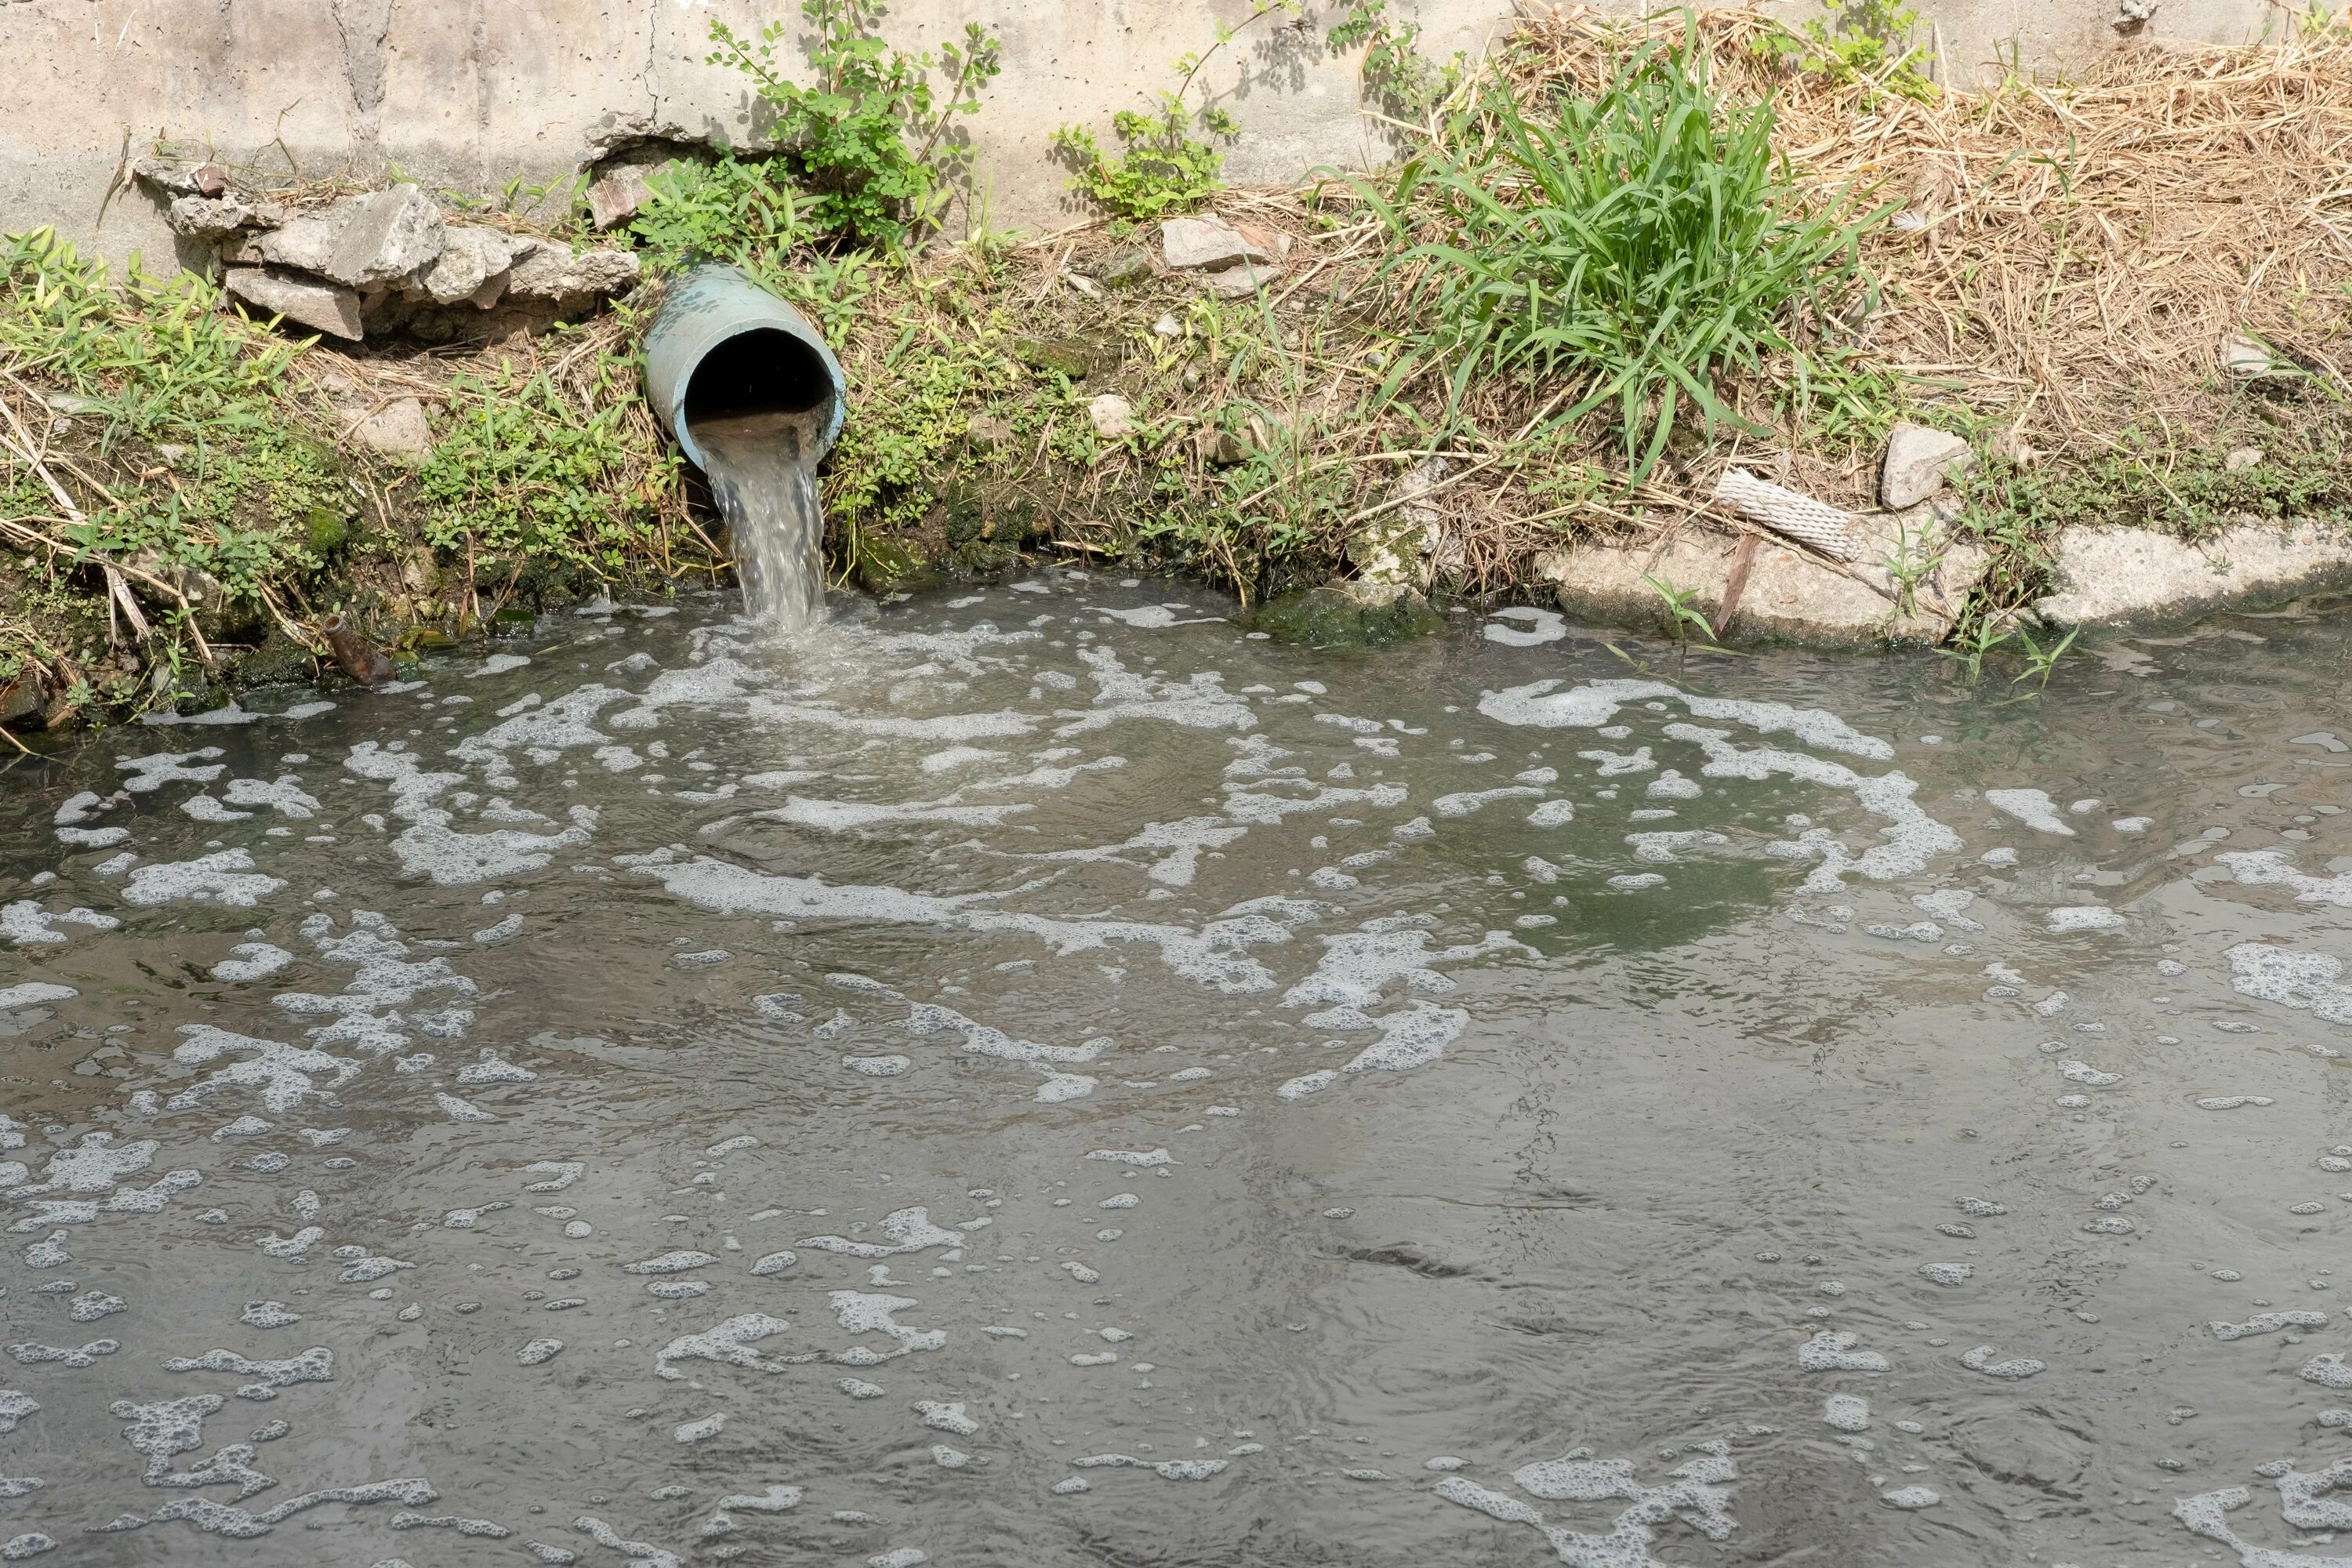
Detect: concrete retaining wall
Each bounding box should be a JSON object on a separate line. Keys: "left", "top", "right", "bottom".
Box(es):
{"left": 2, "top": 0, "right": 2277, "bottom": 270}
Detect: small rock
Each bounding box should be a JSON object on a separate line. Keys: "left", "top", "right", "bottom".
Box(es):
{"left": 2225, "top": 446, "right": 2263, "bottom": 471}
{"left": 223, "top": 267, "right": 364, "bottom": 341}
{"left": 1086, "top": 394, "right": 1134, "bottom": 440}
{"left": 1160, "top": 216, "right": 1275, "bottom": 271}
{"left": 2222, "top": 332, "right": 2277, "bottom": 377}
{"left": 586, "top": 168, "right": 654, "bottom": 230}
{"left": 324, "top": 183, "right": 445, "bottom": 287}
{"left": 1102, "top": 249, "right": 1154, "bottom": 288}
{"left": 1062, "top": 271, "right": 1102, "bottom": 299}
{"left": 400, "top": 548, "right": 442, "bottom": 596}
{"left": 1201, "top": 263, "right": 1279, "bottom": 299}
{"left": 0, "top": 669, "right": 47, "bottom": 729}
{"left": 1880, "top": 423, "right": 1976, "bottom": 510}
{"left": 1151, "top": 313, "right": 1181, "bottom": 339}
{"left": 1015, "top": 336, "right": 1092, "bottom": 379}
{"left": 1202, "top": 428, "right": 1251, "bottom": 466}
{"left": 413, "top": 226, "right": 516, "bottom": 307}
{"left": 964, "top": 413, "right": 1013, "bottom": 453}
{"left": 126, "top": 549, "right": 227, "bottom": 610}
{"left": 505, "top": 239, "right": 640, "bottom": 303}
{"left": 350, "top": 398, "right": 433, "bottom": 462}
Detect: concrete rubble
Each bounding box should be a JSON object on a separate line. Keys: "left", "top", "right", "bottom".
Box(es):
{"left": 1879, "top": 423, "right": 1976, "bottom": 509}
{"left": 136, "top": 161, "right": 640, "bottom": 343}
{"left": 2033, "top": 520, "right": 2352, "bottom": 625}
{"left": 1159, "top": 214, "right": 1287, "bottom": 298}
{"left": 1534, "top": 506, "right": 1984, "bottom": 645}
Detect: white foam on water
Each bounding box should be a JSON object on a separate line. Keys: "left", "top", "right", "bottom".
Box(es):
{"left": 1276, "top": 1004, "right": 1468, "bottom": 1100}
{"left": 2227, "top": 942, "right": 2352, "bottom": 1023}
{"left": 1434, "top": 786, "right": 1545, "bottom": 817}
{"left": 122, "top": 849, "right": 284, "bottom": 907}
{"left": 2048, "top": 906, "right": 2126, "bottom": 933}
{"left": 2, "top": 902, "right": 122, "bottom": 944}
{"left": 758, "top": 795, "right": 1033, "bottom": 831}
{"left": 0, "top": 984, "right": 75, "bottom": 1011}
{"left": 1283, "top": 920, "right": 1528, "bottom": 1009}
{"left": 1484, "top": 608, "right": 1566, "bottom": 646}
{"left": 1985, "top": 789, "right": 2075, "bottom": 835}
{"left": 630, "top": 851, "right": 1301, "bottom": 993}
{"left": 210, "top": 944, "right": 294, "bottom": 982}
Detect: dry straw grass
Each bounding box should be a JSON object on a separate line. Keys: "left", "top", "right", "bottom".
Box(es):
{"left": 1512, "top": 5, "right": 2352, "bottom": 469}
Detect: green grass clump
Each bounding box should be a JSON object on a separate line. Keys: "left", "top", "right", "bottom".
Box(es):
{"left": 0, "top": 227, "right": 342, "bottom": 605}
{"left": 1359, "top": 28, "right": 1889, "bottom": 478}
{"left": 418, "top": 353, "right": 682, "bottom": 571}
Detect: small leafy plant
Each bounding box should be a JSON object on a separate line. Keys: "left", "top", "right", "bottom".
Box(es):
{"left": 1328, "top": 0, "right": 1465, "bottom": 123}
{"left": 707, "top": 0, "right": 1001, "bottom": 249}
{"left": 1642, "top": 572, "right": 1719, "bottom": 643}
{"left": 1758, "top": 0, "right": 1935, "bottom": 100}
{"left": 1052, "top": 2, "right": 1298, "bottom": 220}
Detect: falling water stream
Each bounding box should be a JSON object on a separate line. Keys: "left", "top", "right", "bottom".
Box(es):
{"left": 694, "top": 409, "right": 828, "bottom": 630}
{"left": 5, "top": 576, "right": 2352, "bottom": 1567}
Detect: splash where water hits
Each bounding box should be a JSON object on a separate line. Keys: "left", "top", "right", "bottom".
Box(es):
{"left": 3, "top": 577, "right": 2352, "bottom": 1566}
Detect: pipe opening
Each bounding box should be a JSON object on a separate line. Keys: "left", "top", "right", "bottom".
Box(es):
{"left": 681, "top": 326, "right": 837, "bottom": 445}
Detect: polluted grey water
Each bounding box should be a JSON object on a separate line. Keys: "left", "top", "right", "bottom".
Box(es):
{"left": 695, "top": 409, "right": 826, "bottom": 630}
{"left": 4, "top": 578, "right": 2352, "bottom": 1568}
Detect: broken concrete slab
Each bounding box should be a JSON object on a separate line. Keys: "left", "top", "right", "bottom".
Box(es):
{"left": 1534, "top": 508, "right": 1982, "bottom": 645}
{"left": 132, "top": 159, "right": 227, "bottom": 198}
{"left": 504, "top": 238, "right": 640, "bottom": 301}
{"left": 1880, "top": 423, "right": 1976, "bottom": 509}
{"left": 2034, "top": 520, "right": 2352, "bottom": 626}
{"left": 223, "top": 266, "right": 363, "bottom": 340}
{"left": 324, "top": 183, "right": 445, "bottom": 286}
{"left": 238, "top": 202, "right": 359, "bottom": 274}
{"left": 165, "top": 194, "right": 282, "bottom": 239}
{"left": 413, "top": 225, "right": 516, "bottom": 305}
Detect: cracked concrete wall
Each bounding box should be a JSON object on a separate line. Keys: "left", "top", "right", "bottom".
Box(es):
{"left": 1, "top": 0, "right": 2277, "bottom": 272}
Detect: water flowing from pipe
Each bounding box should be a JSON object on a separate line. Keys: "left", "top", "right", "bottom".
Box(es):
{"left": 693, "top": 407, "right": 827, "bottom": 630}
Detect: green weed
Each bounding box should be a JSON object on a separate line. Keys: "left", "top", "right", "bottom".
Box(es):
{"left": 1052, "top": 3, "right": 1298, "bottom": 220}
{"left": 707, "top": 0, "right": 1002, "bottom": 249}
{"left": 1357, "top": 24, "right": 1891, "bottom": 479}
{"left": 418, "top": 352, "right": 679, "bottom": 572}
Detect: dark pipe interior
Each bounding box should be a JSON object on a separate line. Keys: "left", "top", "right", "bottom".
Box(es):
{"left": 681, "top": 327, "right": 835, "bottom": 433}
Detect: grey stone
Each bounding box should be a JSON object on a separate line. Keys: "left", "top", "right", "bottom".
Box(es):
{"left": 964, "top": 413, "right": 1013, "bottom": 452}
{"left": 223, "top": 267, "right": 363, "bottom": 340}
{"left": 1349, "top": 458, "right": 1449, "bottom": 588}
{"left": 349, "top": 397, "right": 433, "bottom": 461}
{"left": 1200, "top": 263, "right": 1279, "bottom": 299}
{"left": 2225, "top": 445, "right": 2263, "bottom": 470}
{"left": 1160, "top": 216, "right": 1274, "bottom": 271}
{"left": 166, "top": 194, "right": 280, "bottom": 238}
{"left": 1085, "top": 394, "right": 1134, "bottom": 439}
{"left": 2222, "top": 332, "right": 2275, "bottom": 377}
{"left": 504, "top": 238, "right": 640, "bottom": 301}
{"left": 325, "top": 184, "right": 445, "bottom": 287}
{"left": 127, "top": 548, "right": 228, "bottom": 611}
{"left": 586, "top": 168, "right": 652, "bottom": 230}
{"left": 413, "top": 225, "right": 515, "bottom": 305}
{"left": 1880, "top": 423, "right": 1976, "bottom": 510}
{"left": 2034, "top": 521, "right": 2352, "bottom": 626}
